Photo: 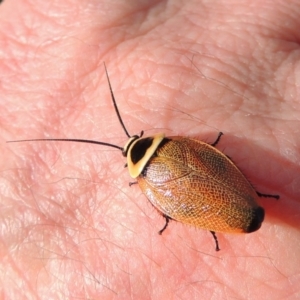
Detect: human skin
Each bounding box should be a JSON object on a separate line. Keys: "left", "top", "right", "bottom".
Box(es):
{"left": 1, "top": 0, "right": 300, "bottom": 299}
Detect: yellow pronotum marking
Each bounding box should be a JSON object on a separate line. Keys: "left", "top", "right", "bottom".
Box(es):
{"left": 127, "top": 133, "right": 165, "bottom": 178}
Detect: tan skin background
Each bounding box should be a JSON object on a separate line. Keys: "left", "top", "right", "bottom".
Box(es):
{"left": 1, "top": 0, "right": 300, "bottom": 299}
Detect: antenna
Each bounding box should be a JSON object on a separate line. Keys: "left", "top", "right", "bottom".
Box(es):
{"left": 7, "top": 138, "right": 123, "bottom": 150}
{"left": 7, "top": 63, "right": 129, "bottom": 151}
{"left": 103, "top": 62, "right": 131, "bottom": 138}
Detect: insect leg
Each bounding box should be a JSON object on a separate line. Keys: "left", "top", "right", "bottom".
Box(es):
{"left": 256, "top": 191, "right": 279, "bottom": 200}
{"left": 211, "top": 132, "right": 224, "bottom": 147}
{"left": 210, "top": 231, "right": 220, "bottom": 251}
{"left": 158, "top": 215, "right": 171, "bottom": 235}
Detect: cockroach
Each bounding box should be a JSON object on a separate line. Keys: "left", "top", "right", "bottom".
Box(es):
{"left": 7, "top": 64, "right": 279, "bottom": 251}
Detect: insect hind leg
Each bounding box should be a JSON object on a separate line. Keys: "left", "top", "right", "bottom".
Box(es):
{"left": 256, "top": 191, "right": 279, "bottom": 200}
{"left": 210, "top": 231, "right": 220, "bottom": 251}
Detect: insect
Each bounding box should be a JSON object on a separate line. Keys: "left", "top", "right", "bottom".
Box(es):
{"left": 8, "top": 64, "right": 279, "bottom": 251}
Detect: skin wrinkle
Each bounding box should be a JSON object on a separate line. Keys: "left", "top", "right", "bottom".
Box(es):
{"left": 1, "top": 0, "right": 300, "bottom": 299}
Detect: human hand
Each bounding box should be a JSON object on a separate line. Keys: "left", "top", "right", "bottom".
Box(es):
{"left": 1, "top": 0, "right": 299, "bottom": 299}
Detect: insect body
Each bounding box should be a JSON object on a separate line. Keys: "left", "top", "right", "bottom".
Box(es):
{"left": 8, "top": 65, "right": 279, "bottom": 251}
{"left": 133, "top": 135, "right": 265, "bottom": 234}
